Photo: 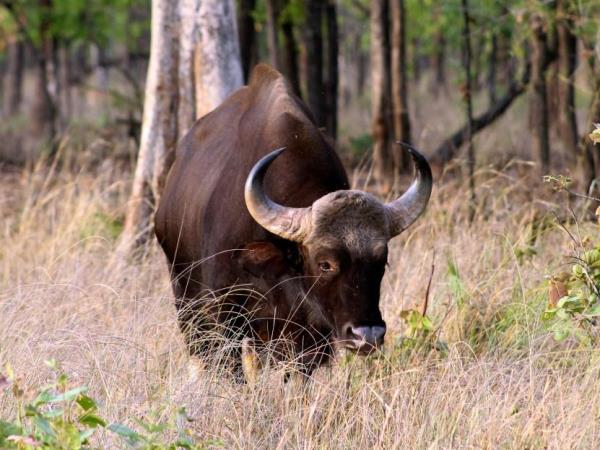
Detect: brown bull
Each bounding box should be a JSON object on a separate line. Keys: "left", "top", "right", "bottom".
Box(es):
{"left": 155, "top": 64, "right": 432, "bottom": 376}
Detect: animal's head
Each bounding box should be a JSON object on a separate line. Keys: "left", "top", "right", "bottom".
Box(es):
{"left": 243, "top": 145, "right": 432, "bottom": 354}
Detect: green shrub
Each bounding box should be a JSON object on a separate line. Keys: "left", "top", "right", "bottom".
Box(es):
{"left": 543, "top": 247, "right": 600, "bottom": 345}
{"left": 0, "top": 360, "right": 219, "bottom": 449}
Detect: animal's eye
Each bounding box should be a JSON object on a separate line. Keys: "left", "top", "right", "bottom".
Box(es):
{"left": 318, "top": 261, "right": 333, "bottom": 272}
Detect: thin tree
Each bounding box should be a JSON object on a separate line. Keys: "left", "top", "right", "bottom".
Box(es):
{"left": 581, "top": 30, "right": 600, "bottom": 191}
{"left": 280, "top": 2, "right": 301, "bottom": 96}
{"left": 194, "top": 0, "right": 243, "bottom": 118}
{"left": 2, "top": 39, "right": 24, "bottom": 117}
{"left": 118, "top": 0, "right": 180, "bottom": 256}
{"left": 30, "top": 0, "right": 57, "bottom": 141}
{"left": 390, "top": 0, "right": 411, "bottom": 186}
{"left": 265, "top": 0, "right": 281, "bottom": 69}
{"left": 530, "top": 10, "right": 551, "bottom": 173}
{"left": 433, "top": 29, "right": 446, "bottom": 88}
{"left": 118, "top": 0, "right": 243, "bottom": 256}
{"left": 57, "top": 45, "right": 72, "bottom": 127}
{"left": 325, "top": 0, "right": 338, "bottom": 139}
{"left": 462, "top": 0, "right": 476, "bottom": 221}
{"left": 2, "top": 0, "right": 57, "bottom": 143}
{"left": 487, "top": 33, "right": 498, "bottom": 106}
{"left": 238, "top": 0, "right": 257, "bottom": 82}
{"left": 304, "top": 0, "right": 325, "bottom": 126}
{"left": 178, "top": 0, "right": 199, "bottom": 137}
{"left": 556, "top": 0, "right": 578, "bottom": 155}
{"left": 371, "top": 0, "right": 393, "bottom": 191}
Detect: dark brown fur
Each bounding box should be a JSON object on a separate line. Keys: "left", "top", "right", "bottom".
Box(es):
{"left": 155, "top": 65, "right": 351, "bottom": 373}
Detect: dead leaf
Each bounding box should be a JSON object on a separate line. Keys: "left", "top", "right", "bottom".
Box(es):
{"left": 549, "top": 276, "right": 569, "bottom": 307}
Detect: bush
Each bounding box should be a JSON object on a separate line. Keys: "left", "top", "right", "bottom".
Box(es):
{"left": 0, "top": 360, "right": 219, "bottom": 450}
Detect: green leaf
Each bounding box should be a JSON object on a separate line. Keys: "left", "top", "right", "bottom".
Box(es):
{"left": 421, "top": 316, "right": 434, "bottom": 331}
{"left": 584, "top": 304, "right": 600, "bottom": 317}
{"left": 553, "top": 327, "right": 570, "bottom": 341}
{"left": 134, "top": 418, "right": 168, "bottom": 434}
{"left": 42, "top": 408, "right": 65, "bottom": 418}
{"left": 25, "top": 404, "right": 40, "bottom": 416}
{"left": 79, "top": 413, "right": 107, "bottom": 428}
{"left": 0, "top": 420, "right": 22, "bottom": 442}
{"left": 174, "top": 437, "right": 194, "bottom": 449}
{"left": 79, "top": 428, "right": 96, "bottom": 443}
{"left": 76, "top": 394, "right": 97, "bottom": 411}
{"left": 45, "top": 359, "right": 58, "bottom": 370}
{"left": 108, "top": 423, "right": 142, "bottom": 441}
{"left": 49, "top": 386, "right": 88, "bottom": 403}
{"left": 32, "top": 389, "right": 54, "bottom": 406}
{"left": 57, "top": 373, "right": 68, "bottom": 386}
{"left": 557, "top": 296, "right": 580, "bottom": 308}
{"left": 32, "top": 416, "right": 55, "bottom": 438}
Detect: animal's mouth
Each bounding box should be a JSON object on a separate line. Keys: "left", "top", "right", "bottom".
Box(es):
{"left": 337, "top": 338, "right": 382, "bottom": 356}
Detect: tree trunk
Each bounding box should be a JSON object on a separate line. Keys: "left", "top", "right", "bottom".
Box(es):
{"left": 487, "top": 33, "right": 498, "bottom": 107}
{"left": 281, "top": 10, "right": 301, "bottom": 96}
{"left": 411, "top": 37, "right": 421, "bottom": 81}
{"left": 58, "top": 44, "right": 72, "bottom": 128}
{"left": 118, "top": 0, "right": 180, "bottom": 256}
{"left": 371, "top": 0, "right": 393, "bottom": 192}
{"left": 194, "top": 0, "right": 243, "bottom": 118}
{"left": 304, "top": 0, "right": 325, "bottom": 126}
{"left": 119, "top": 0, "right": 243, "bottom": 256}
{"left": 238, "top": 0, "right": 256, "bottom": 82}
{"left": 433, "top": 29, "right": 446, "bottom": 88}
{"left": 472, "top": 36, "right": 485, "bottom": 92}
{"left": 581, "top": 72, "right": 600, "bottom": 191}
{"left": 265, "top": 0, "right": 280, "bottom": 69}
{"left": 497, "top": 29, "right": 515, "bottom": 88}
{"left": 530, "top": 13, "right": 551, "bottom": 173}
{"left": 89, "top": 44, "right": 110, "bottom": 116}
{"left": 357, "top": 44, "right": 368, "bottom": 97}
{"left": 178, "top": 0, "right": 199, "bottom": 136}
{"left": 2, "top": 40, "right": 24, "bottom": 117}
{"left": 390, "top": 0, "right": 411, "bottom": 184}
{"left": 325, "top": 0, "right": 338, "bottom": 139}
{"left": 557, "top": 0, "right": 578, "bottom": 155}
{"left": 431, "top": 40, "right": 562, "bottom": 167}
{"left": 31, "top": 0, "right": 57, "bottom": 141}
{"left": 462, "top": 0, "right": 476, "bottom": 221}
{"left": 580, "top": 31, "right": 600, "bottom": 191}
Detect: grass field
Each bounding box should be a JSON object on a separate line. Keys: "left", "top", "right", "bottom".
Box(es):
{"left": 2, "top": 137, "right": 600, "bottom": 449}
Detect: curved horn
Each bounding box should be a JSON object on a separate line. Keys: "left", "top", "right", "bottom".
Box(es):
{"left": 385, "top": 142, "right": 433, "bottom": 236}
{"left": 244, "top": 148, "right": 311, "bottom": 242}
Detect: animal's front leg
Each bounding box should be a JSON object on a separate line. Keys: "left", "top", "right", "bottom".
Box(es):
{"left": 241, "top": 337, "right": 262, "bottom": 385}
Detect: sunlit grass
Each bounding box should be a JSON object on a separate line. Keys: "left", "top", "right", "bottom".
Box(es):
{"left": 2, "top": 148, "right": 600, "bottom": 448}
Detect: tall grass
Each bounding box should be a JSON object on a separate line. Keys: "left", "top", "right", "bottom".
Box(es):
{"left": 2, "top": 150, "right": 600, "bottom": 448}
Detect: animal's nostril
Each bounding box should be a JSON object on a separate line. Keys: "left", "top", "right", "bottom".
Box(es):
{"left": 345, "top": 325, "right": 356, "bottom": 339}
{"left": 373, "top": 326, "right": 386, "bottom": 343}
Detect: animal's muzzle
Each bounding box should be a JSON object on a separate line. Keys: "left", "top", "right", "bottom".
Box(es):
{"left": 343, "top": 324, "right": 386, "bottom": 354}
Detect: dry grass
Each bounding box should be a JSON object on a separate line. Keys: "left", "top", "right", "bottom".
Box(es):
{"left": 2, "top": 144, "right": 600, "bottom": 449}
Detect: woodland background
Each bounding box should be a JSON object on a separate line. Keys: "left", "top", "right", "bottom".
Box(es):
{"left": 1, "top": 0, "right": 600, "bottom": 448}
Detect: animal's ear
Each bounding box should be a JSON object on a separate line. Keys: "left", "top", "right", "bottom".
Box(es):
{"left": 234, "top": 241, "right": 289, "bottom": 279}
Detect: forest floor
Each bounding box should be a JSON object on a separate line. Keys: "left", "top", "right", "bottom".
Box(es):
{"left": 2, "top": 140, "right": 600, "bottom": 448}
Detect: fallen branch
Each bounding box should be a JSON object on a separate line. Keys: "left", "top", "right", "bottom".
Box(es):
{"left": 431, "top": 48, "right": 557, "bottom": 167}
{"left": 431, "top": 82, "right": 526, "bottom": 166}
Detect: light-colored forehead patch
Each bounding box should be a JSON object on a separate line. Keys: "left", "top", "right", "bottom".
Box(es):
{"left": 307, "top": 190, "right": 390, "bottom": 253}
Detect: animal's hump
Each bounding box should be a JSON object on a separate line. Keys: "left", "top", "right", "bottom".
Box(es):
{"left": 249, "top": 63, "right": 286, "bottom": 90}
{"left": 248, "top": 64, "right": 317, "bottom": 127}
